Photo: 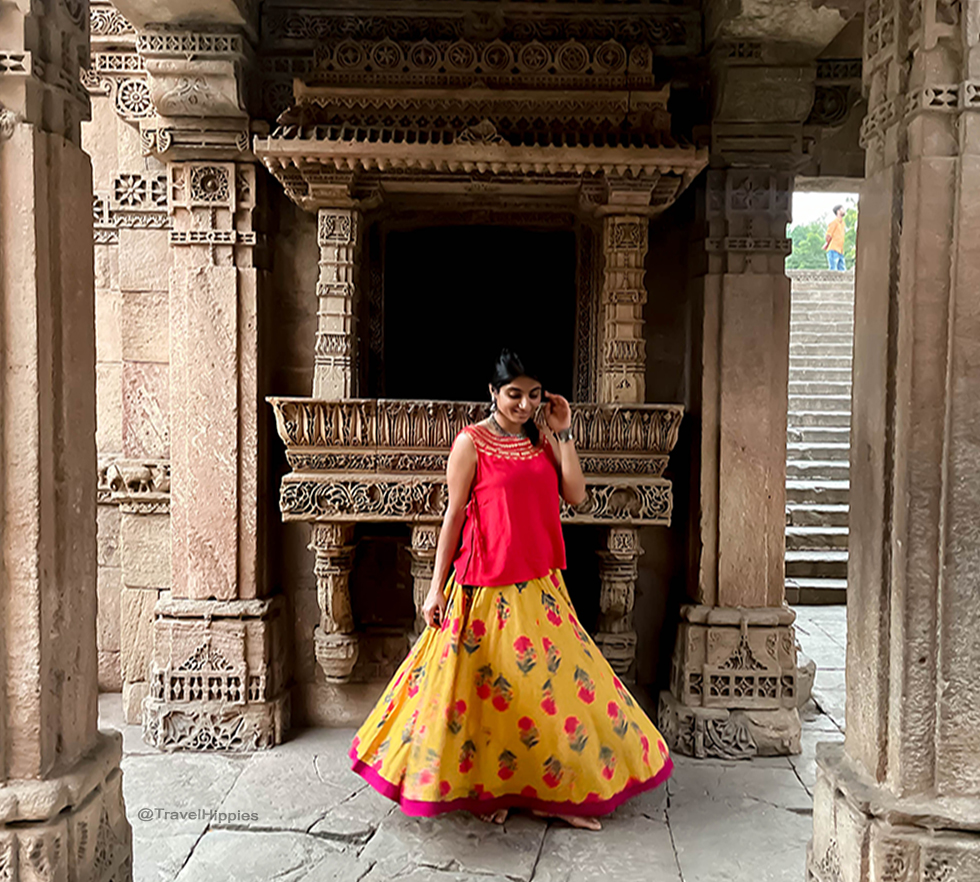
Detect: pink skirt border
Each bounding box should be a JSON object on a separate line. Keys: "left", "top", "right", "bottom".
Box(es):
{"left": 349, "top": 747, "right": 674, "bottom": 818}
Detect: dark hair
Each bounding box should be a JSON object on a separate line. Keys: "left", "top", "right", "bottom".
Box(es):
{"left": 490, "top": 349, "right": 542, "bottom": 446}
{"left": 833, "top": 204, "right": 844, "bottom": 215}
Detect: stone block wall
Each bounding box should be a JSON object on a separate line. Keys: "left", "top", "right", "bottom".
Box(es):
{"left": 84, "top": 25, "right": 173, "bottom": 719}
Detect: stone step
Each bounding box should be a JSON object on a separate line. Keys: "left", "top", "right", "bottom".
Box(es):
{"left": 786, "top": 525, "right": 849, "bottom": 550}
{"left": 786, "top": 479, "right": 850, "bottom": 505}
{"left": 788, "top": 367, "right": 853, "bottom": 383}
{"left": 790, "top": 332, "right": 855, "bottom": 346}
{"left": 787, "top": 410, "right": 852, "bottom": 428}
{"left": 785, "top": 577, "right": 848, "bottom": 604}
{"left": 785, "top": 549, "right": 849, "bottom": 578}
{"left": 790, "top": 320, "right": 855, "bottom": 334}
{"left": 791, "top": 303, "right": 855, "bottom": 316}
{"left": 787, "top": 426, "right": 851, "bottom": 444}
{"left": 789, "top": 290, "right": 855, "bottom": 304}
{"left": 787, "top": 459, "right": 850, "bottom": 480}
{"left": 787, "top": 441, "right": 851, "bottom": 461}
{"left": 790, "top": 356, "right": 853, "bottom": 371}
{"left": 789, "top": 381, "right": 852, "bottom": 396}
{"left": 788, "top": 395, "right": 852, "bottom": 413}
{"left": 785, "top": 503, "right": 850, "bottom": 527}
{"left": 790, "top": 343, "right": 854, "bottom": 357}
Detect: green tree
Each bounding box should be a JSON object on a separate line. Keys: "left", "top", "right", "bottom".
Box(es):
{"left": 785, "top": 202, "right": 858, "bottom": 270}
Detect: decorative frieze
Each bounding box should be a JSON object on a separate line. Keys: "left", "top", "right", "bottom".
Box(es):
{"left": 279, "top": 474, "right": 673, "bottom": 526}
{"left": 98, "top": 458, "right": 171, "bottom": 512}
{"left": 93, "top": 171, "right": 171, "bottom": 244}
{"left": 269, "top": 399, "right": 683, "bottom": 454}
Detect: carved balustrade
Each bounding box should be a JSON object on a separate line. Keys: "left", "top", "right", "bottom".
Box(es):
{"left": 269, "top": 397, "right": 683, "bottom": 526}
{"left": 269, "top": 397, "right": 683, "bottom": 683}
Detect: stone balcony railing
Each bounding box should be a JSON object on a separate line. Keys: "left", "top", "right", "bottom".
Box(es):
{"left": 268, "top": 398, "right": 684, "bottom": 526}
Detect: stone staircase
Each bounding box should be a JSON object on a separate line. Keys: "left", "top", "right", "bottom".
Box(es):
{"left": 785, "top": 270, "right": 855, "bottom": 604}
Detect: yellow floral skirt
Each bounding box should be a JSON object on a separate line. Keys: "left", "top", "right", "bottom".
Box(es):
{"left": 349, "top": 569, "right": 672, "bottom": 817}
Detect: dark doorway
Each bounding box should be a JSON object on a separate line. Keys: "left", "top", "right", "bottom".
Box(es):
{"left": 383, "top": 226, "right": 577, "bottom": 401}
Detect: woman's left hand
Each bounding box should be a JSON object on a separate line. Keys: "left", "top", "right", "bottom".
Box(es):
{"left": 543, "top": 392, "right": 572, "bottom": 433}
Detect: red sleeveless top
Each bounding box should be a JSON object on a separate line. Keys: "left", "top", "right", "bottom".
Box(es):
{"left": 452, "top": 423, "right": 567, "bottom": 587}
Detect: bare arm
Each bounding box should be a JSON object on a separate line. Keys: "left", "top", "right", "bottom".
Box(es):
{"left": 543, "top": 393, "right": 587, "bottom": 506}
{"left": 421, "top": 432, "right": 477, "bottom": 627}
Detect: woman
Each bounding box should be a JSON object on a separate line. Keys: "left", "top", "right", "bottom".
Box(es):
{"left": 349, "top": 350, "right": 673, "bottom": 830}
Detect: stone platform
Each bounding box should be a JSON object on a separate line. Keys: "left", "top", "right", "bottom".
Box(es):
{"left": 102, "top": 606, "right": 844, "bottom": 882}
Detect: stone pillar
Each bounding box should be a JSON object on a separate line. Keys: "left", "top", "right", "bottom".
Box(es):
{"left": 597, "top": 214, "right": 649, "bottom": 404}
{"left": 594, "top": 527, "right": 643, "bottom": 679}
{"left": 659, "top": 32, "right": 818, "bottom": 757}
{"left": 310, "top": 524, "right": 359, "bottom": 684}
{"left": 808, "top": 4, "right": 980, "bottom": 878}
{"left": 0, "top": 0, "right": 133, "bottom": 875}
{"left": 314, "top": 207, "right": 361, "bottom": 399}
{"left": 132, "top": 31, "right": 289, "bottom": 750}
{"left": 409, "top": 524, "right": 439, "bottom": 636}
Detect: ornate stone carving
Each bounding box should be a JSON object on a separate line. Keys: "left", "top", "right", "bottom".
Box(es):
{"left": 98, "top": 458, "right": 171, "bottom": 510}
{"left": 269, "top": 399, "right": 683, "bottom": 454}
{"left": 409, "top": 524, "right": 439, "bottom": 634}
{"left": 594, "top": 527, "right": 641, "bottom": 677}
{"left": 309, "top": 523, "right": 359, "bottom": 682}
{"left": 314, "top": 208, "right": 361, "bottom": 399}
{"left": 91, "top": 1, "right": 134, "bottom": 37}
{"left": 598, "top": 215, "right": 648, "bottom": 404}
{"left": 143, "top": 597, "right": 290, "bottom": 751}
{"left": 93, "top": 171, "right": 171, "bottom": 244}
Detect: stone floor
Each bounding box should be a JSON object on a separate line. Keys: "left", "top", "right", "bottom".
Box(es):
{"left": 101, "top": 605, "right": 846, "bottom": 882}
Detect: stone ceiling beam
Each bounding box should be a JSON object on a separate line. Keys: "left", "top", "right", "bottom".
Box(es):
{"left": 109, "top": 0, "right": 257, "bottom": 43}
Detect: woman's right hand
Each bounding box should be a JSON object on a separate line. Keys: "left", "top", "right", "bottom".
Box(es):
{"left": 422, "top": 585, "right": 447, "bottom": 628}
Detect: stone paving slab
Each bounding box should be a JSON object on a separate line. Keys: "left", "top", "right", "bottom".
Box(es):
{"left": 531, "top": 815, "right": 679, "bottom": 882}
{"left": 175, "top": 829, "right": 360, "bottom": 882}
{"left": 358, "top": 811, "right": 547, "bottom": 881}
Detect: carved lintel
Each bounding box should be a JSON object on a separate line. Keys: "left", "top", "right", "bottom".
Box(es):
{"left": 409, "top": 524, "right": 439, "bottom": 634}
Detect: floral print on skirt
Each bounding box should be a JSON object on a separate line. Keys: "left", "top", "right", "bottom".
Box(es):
{"left": 349, "top": 569, "right": 673, "bottom": 817}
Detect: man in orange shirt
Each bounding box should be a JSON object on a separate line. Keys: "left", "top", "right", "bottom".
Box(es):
{"left": 823, "top": 204, "right": 847, "bottom": 270}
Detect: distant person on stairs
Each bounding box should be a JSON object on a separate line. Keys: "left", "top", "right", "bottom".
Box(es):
{"left": 822, "top": 205, "right": 847, "bottom": 271}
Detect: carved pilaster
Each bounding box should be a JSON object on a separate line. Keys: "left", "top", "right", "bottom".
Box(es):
{"left": 409, "top": 524, "right": 439, "bottom": 636}
{"left": 808, "top": 2, "right": 980, "bottom": 878}
{"left": 593, "top": 527, "right": 641, "bottom": 678}
{"left": 310, "top": 523, "right": 359, "bottom": 683}
{"left": 598, "top": 215, "right": 649, "bottom": 404}
{"left": 315, "top": 207, "right": 361, "bottom": 399}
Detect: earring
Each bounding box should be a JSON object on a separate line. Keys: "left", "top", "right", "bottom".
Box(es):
{"left": 489, "top": 397, "right": 496, "bottom": 413}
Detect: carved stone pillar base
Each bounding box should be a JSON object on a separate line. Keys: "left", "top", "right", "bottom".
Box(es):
{"left": 807, "top": 744, "right": 980, "bottom": 882}
{"left": 314, "top": 627, "right": 359, "bottom": 684}
{"left": 409, "top": 524, "right": 439, "bottom": 637}
{"left": 142, "top": 596, "right": 290, "bottom": 751}
{"left": 0, "top": 735, "right": 132, "bottom": 881}
{"left": 658, "top": 691, "right": 801, "bottom": 759}
{"left": 661, "top": 604, "right": 802, "bottom": 757}
{"left": 595, "top": 527, "right": 641, "bottom": 679}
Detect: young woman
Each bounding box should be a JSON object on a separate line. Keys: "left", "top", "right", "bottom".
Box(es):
{"left": 349, "top": 350, "right": 673, "bottom": 830}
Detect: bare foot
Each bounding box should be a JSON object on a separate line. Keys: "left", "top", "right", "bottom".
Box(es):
{"left": 475, "top": 809, "right": 508, "bottom": 825}
{"left": 532, "top": 810, "right": 602, "bottom": 831}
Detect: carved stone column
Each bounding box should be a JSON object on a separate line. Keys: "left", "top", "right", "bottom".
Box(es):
{"left": 134, "top": 30, "right": 289, "bottom": 750}
{"left": 597, "top": 214, "right": 649, "bottom": 405}
{"left": 409, "top": 524, "right": 440, "bottom": 636}
{"left": 0, "top": 0, "right": 132, "bottom": 875}
{"left": 314, "top": 207, "right": 361, "bottom": 399}
{"left": 659, "top": 32, "right": 817, "bottom": 757}
{"left": 808, "top": 4, "right": 980, "bottom": 879}
{"left": 310, "top": 524, "right": 359, "bottom": 683}
{"left": 593, "top": 527, "right": 643, "bottom": 678}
